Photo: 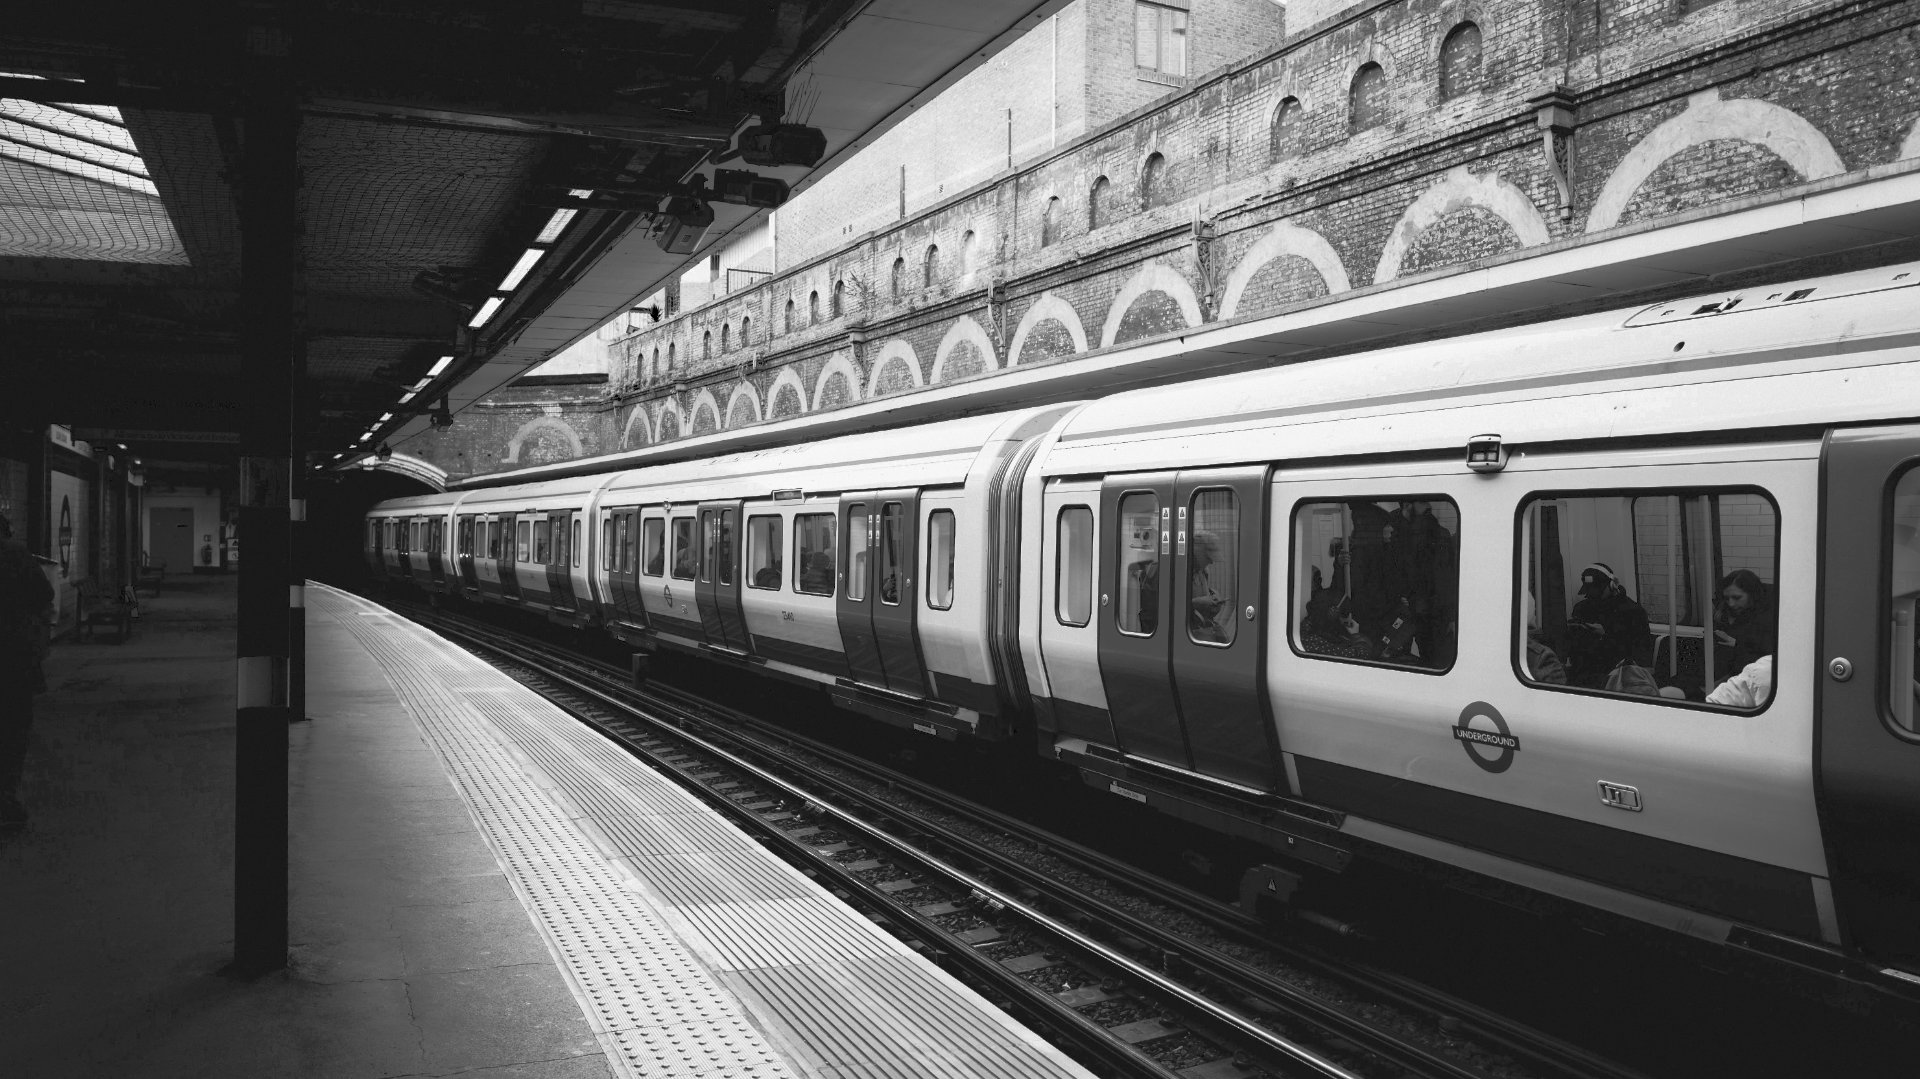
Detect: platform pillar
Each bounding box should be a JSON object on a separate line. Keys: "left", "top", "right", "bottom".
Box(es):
{"left": 231, "top": 22, "right": 299, "bottom": 978}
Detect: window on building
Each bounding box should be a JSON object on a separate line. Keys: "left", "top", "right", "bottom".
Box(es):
{"left": 667, "top": 342, "right": 676, "bottom": 374}
{"left": 832, "top": 279, "right": 845, "bottom": 317}
{"left": 1141, "top": 152, "right": 1170, "bottom": 208}
{"left": 923, "top": 245, "right": 940, "bottom": 287}
{"left": 1350, "top": 62, "right": 1388, "bottom": 133}
{"left": 649, "top": 347, "right": 659, "bottom": 382}
{"left": 795, "top": 513, "right": 836, "bottom": 596}
{"left": 746, "top": 515, "right": 783, "bottom": 589}
{"left": 1518, "top": 490, "right": 1778, "bottom": 710}
{"left": 1134, "top": 1, "right": 1188, "bottom": 76}
{"left": 961, "top": 230, "right": 977, "bottom": 277}
{"left": 1090, "top": 175, "right": 1114, "bottom": 229}
{"left": 927, "top": 509, "right": 956, "bottom": 610}
{"left": 891, "top": 256, "right": 906, "bottom": 300}
{"left": 1293, "top": 498, "right": 1459, "bottom": 670}
{"left": 1116, "top": 492, "right": 1161, "bottom": 636}
{"left": 1042, "top": 197, "right": 1062, "bottom": 247}
{"left": 741, "top": 316, "right": 751, "bottom": 345}
{"left": 846, "top": 503, "right": 870, "bottom": 602}
{"left": 1890, "top": 467, "right": 1920, "bottom": 734}
{"left": 1056, "top": 506, "right": 1093, "bottom": 626}
{"left": 1439, "top": 23, "right": 1482, "bottom": 100}
{"left": 643, "top": 517, "right": 665, "bottom": 576}
{"left": 703, "top": 330, "right": 712, "bottom": 359}
{"left": 721, "top": 324, "right": 730, "bottom": 352}
{"left": 785, "top": 297, "right": 796, "bottom": 332}
{"left": 809, "top": 290, "right": 820, "bottom": 323}
{"left": 671, "top": 517, "right": 696, "bottom": 579}
{"left": 1270, "top": 96, "right": 1303, "bottom": 161}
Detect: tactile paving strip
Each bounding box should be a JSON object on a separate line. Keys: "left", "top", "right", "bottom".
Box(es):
{"left": 311, "top": 584, "right": 1093, "bottom": 1079}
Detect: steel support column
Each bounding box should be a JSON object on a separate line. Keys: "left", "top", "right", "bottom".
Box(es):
{"left": 231, "top": 23, "right": 298, "bottom": 978}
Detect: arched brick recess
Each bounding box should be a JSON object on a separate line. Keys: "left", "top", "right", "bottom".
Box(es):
{"left": 687, "top": 390, "right": 721, "bottom": 436}
{"left": 930, "top": 315, "right": 999, "bottom": 383}
{"left": 1219, "top": 223, "right": 1350, "bottom": 318}
{"left": 767, "top": 368, "right": 808, "bottom": 419}
{"left": 1617, "top": 140, "right": 1800, "bottom": 226}
{"left": 724, "top": 383, "right": 762, "bottom": 429}
{"left": 620, "top": 406, "right": 652, "bottom": 450}
{"left": 503, "top": 416, "right": 582, "bottom": 464}
{"left": 1100, "top": 262, "right": 1203, "bottom": 348}
{"left": 1375, "top": 167, "right": 1550, "bottom": 284}
{"left": 811, "top": 352, "right": 862, "bottom": 411}
{"left": 654, "top": 402, "right": 683, "bottom": 442}
{"left": 866, "top": 339, "right": 924, "bottom": 397}
{"left": 1586, "top": 88, "right": 1846, "bottom": 233}
{"left": 1009, "top": 292, "right": 1089, "bottom": 364}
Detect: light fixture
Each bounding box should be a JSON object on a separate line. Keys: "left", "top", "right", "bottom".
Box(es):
{"left": 399, "top": 391, "right": 416, "bottom": 404}
{"left": 468, "top": 296, "right": 504, "bottom": 329}
{"left": 568, "top": 187, "right": 593, "bottom": 199}
{"left": 332, "top": 453, "right": 343, "bottom": 460}
{"left": 358, "top": 433, "right": 372, "bottom": 443}
{"left": 534, "top": 210, "right": 576, "bottom": 245}
{"left": 427, "top": 355, "right": 454, "bottom": 377}
{"left": 497, "top": 247, "right": 545, "bottom": 291}
{"left": 1466, "top": 434, "right": 1507, "bottom": 473}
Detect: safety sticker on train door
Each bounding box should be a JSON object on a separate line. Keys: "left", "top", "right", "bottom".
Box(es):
{"left": 1452, "top": 701, "right": 1520, "bottom": 774}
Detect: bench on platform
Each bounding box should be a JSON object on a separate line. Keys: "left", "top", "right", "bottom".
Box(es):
{"left": 77, "top": 580, "right": 133, "bottom": 644}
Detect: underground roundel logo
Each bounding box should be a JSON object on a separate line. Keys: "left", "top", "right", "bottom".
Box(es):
{"left": 1452, "top": 701, "right": 1520, "bottom": 773}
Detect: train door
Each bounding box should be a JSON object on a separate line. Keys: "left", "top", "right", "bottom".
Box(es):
{"left": 457, "top": 515, "right": 479, "bottom": 594}
{"left": 650, "top": 509, "right": 703, "bottom": 637}
{"left": 545, "top": 510, "right": 575, "bottom": 610}
{"left": 1817, "top": 425, "right": 1920, "bottom": 970}
{"left": 836, "top": 495, "right": 887, "bottom": 686}
{"left": 428, "top": 517, "right": 447, "bottom": 589}
{"left": 1096, "top": 473, "right": 1187, "bottom": 768}
{"left": 497, "top": 516, "right": 521, "bottom": 602}
{"left": 871, "top": 491, "right": 928, "bottom": 696}
{"left": 1171, "top": 468, "right": 1280, "bottom": 789}
{"left": 695, "top": 501, "right": 748, "bottom": 651}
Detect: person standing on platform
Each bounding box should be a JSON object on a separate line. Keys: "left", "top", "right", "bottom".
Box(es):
{"left": 0, "top": 512, "right": 55, "bottom": 825}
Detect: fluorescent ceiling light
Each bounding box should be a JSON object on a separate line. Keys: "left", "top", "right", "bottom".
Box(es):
{"left": 497, "top": 247, "right": 545, "bottom": 291}
{"left": 568, "top": 187, "right": 593, "bottom": 198}
{"left": 398, "top": 391, "right": 415, "bottom": 404}
{"left": 358, "top": 433, "right": 372, "bottom": 442}
{"left": 332, "top": 453, "right": 343, "bottom": 460}
{"left": 378, "top": 412, "right": 393, "bottom": 423}
{"left": 427, "top": 355, "right": 453, "bottom": 377}
{"left": 468, "top": 295, "right": 504, "bottom": 329}
{"left": 534, "top": 209, "right": 576, "bottom": 245}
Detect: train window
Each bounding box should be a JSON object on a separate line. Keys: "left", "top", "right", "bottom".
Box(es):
{"left": 879, "top": 503, "right": 904, "bottom": 605}
{"left": 642, "top": 518, "right": 664, "bottom": 576}
{"left": 699, "top": 511, "right": 718, "bottom": 583}
{"left": 1888, "top": 467, "right": 1920, "bottom": 734}
{"left": 516, "top": 519, "right": 531, "bottom": 563}
{"left": 1518, "top": 489, "right": 1777, "bottom": 711}
{"left": 603, "top": 517, "right": 616, "bottom": 571}
{"left": 718, "top": 510, "right": 736, "bottom": 586}
{"left": 572, "top": 519, "right": 581, "bottom": 568}
{"left": 795, "top": 513, "right": 836, "bottom": 596}
{"left": 459, "top": 518, "right": 472, "bottom": 557}
{"left": 671, "top": 518, "right": 696, "bottom": 580}
{"left": 746, "top": 515, "right": 783, "bottom": 590}
{"left": 1292, "top": 498, "right": 1458, "bottom": 671}
{"left": 1056, "top": 506, "right": 1093, "bottom": 626}
{"left": 846, "top": 505, "right": 870, "bottom": 602}
{"left": 534, "top": 518, "right": 552, "bottom": 565}
{"left": 487, "top": 519, "right": 501, "bottom": 560}
{"left": 1116, "top": 492, "right": 1160, "bottom": 636}
{"left": 1188, "top": 489, "right": 1238, "bottom": 647}
{"left": 926, "top": 509, "right": 956, "bottom": 610}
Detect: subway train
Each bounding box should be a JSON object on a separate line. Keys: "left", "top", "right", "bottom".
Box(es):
{"left": 365, "top": 259, "right": 1920, "bottom": 994}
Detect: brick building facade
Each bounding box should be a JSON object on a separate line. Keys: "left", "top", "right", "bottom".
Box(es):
{"left": 395, "top": 0, "right": 1920, "bottom": 482}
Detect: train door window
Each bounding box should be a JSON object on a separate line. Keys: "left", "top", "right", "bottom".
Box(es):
{"left": 717, "top": 510, "right": 736, "bottom": 585}
{"left": 643, "top": 518, "right": 665, "bottom": 577}
{"left": 926, "top": 509, "right": 955, "bottom": 610}
{"left": 746, "top": 515, "right": 783, "bottom": 590}
{"left": 487, "top": 519, "right": 501, "bottom": 559}
{"left": 603, "top": 517, "right": 616, "bottom": 570}
{"left": 1517, "top": 489, "right": 1777, "bottom": 710}
{"left": 699, "top": 511, "right": 718, "bottom": 583}
{"left": 1056, "top": 506, "right": 1093, "bottom": 626}
{"left": 795, "top": 513, "right": 835, "bottom": 596}
{"left": 1888, "top": 467, "right": 1919, "bottom": 734}
{"left": 572, "top": 519, "right": 582, "bottom": 568}
{"left": 846, "top": 504, "right": 870, "bottom": 602}
{"left": 1188, "top": 489, "right": 1238, "bottom": 647}
{"left": 878, "top": 503, "right": 903, "bottom": 605}
{"left": 534, "top": 518, "right": 552, "bottom": 565}
{"left": 459, "top": 518, "right": 472, "bottom": 557}
{"left": 1115, "top": 492, "right": 1160, "bottom": 636}
{"left": 1292, "top": 498, "right": 1458, "bottom": 670}
{"left": 623, "top": 514, "right": 640, "bottom": 574}
{"left": 516, "top": 519, "right": 531, "bottom": 563}
{"left": 671, "top": 517, "right": 697, "bottom": 580}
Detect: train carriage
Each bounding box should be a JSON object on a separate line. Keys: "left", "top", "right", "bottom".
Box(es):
{"left": 456, "top": 473, "right": 613, "bottom": 625}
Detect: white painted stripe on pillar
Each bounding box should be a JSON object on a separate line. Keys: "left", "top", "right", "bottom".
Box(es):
{"left": 289, "top": 584, "right": 305, "bottom": 609}
{"left": 237, "top": 656, "right": 274, "bottom": 708}
{"left": 290, "top": 498, "right": 307, "bottom": 522}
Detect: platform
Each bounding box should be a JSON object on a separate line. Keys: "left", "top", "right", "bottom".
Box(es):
{"left": 0, "top": 574, "right": 1095, "bottom": 1078}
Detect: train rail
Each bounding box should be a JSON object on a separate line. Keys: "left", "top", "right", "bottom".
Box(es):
{"left": 391, "top": 597, "right": 1648, "bottom": 1079}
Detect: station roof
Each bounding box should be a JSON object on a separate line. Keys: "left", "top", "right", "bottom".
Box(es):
{"left": 0, "top": 0, "right": 1068, "bottom": 468}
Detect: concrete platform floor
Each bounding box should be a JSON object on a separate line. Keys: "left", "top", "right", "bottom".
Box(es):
{"left": 0, "top": 572, "right": 610, "bottom": 1078}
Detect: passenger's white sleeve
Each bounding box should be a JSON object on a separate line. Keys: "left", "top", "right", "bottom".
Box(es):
{"left": 1706, "top": 656, "right": 1774, "bottom": 708}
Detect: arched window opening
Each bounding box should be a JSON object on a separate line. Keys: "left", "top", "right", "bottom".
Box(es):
{"left": 1042, "top": 197, "right": 1062, "bottom": 247}
{"left": 1089, "top": 175, "right": 1113, "bottom": 229}
{"left": 650, "top": 347, "right": 659, "bottom": 382}
{"left": 891, "top": 256, "right": 906, "bottom": 300}
{"left": 702, "top": 329, "right": 712, "bottom": 359}
{"left": 961, "top": 230, "right": 978, "bottom": 277}
{"left": 1438, "top": 23, "right": 1482, "bottom": 100}
{"left": 1270, "top": 96, "right": 1304, "bottom": 161}
{"left": 923, "top": 244, "right": 940, "bottom": 287}
{"left": 784, "top": 298, "right": 795, "bottom": 332}
{"left": 1141, "top": 152, "right": 1169, "bottom": 209}
{"left": 740, "top": 316, "right": 751, "bottom": 346}
{"left": 1350, "top": 62, "right": 1387, "bottom": 134}
{"left": 720, "top": 324, "right": 730, "bottom": 352}
{"left": 831, "top": 279, "right": 845, "bottom": 317}
{"left": 808, "top": 289, "right": 820, "bottom": 324}
{"left": 667, "top": 342, "right": 676, "bottom": 375}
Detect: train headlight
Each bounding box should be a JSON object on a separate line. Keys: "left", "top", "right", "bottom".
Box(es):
{"left": 1466, "top": 434, "right": 1506, "bottom": 473}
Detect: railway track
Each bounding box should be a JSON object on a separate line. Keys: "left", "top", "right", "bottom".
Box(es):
{"left": 392, "top": 596, "right": 1648, "bottom": 1079}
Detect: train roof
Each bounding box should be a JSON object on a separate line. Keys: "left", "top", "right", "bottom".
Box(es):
{"left": 1041, "top": 260, "right": 1920, "bottom": 477}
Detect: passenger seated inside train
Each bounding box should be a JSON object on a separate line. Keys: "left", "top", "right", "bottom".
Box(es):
{"left": 673, "top": 541, "right": 697, "bottom": 578}
{"left": 645, "top": 544, "right": 664, "bottom": 576}
{"left": 1566, "top": 563, "right": 1653, "bottom": 690}
{"left": 1292, "top": 499, "right": 1458, "bottom": 667}
{"left": 1714, "top": 570, "right": 1776, "bottom": 676}
{"left": 754, "top": 561, "right": 782, "bottom": 588}
{"left": 798, "top": 551, "right": 834, "bottom": 595}
{"left": 1706, "top": 654, "right": 1774, "bottom": 709}
{"left": 1189, "top": 530, "right": 1229, "bottom": 644}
